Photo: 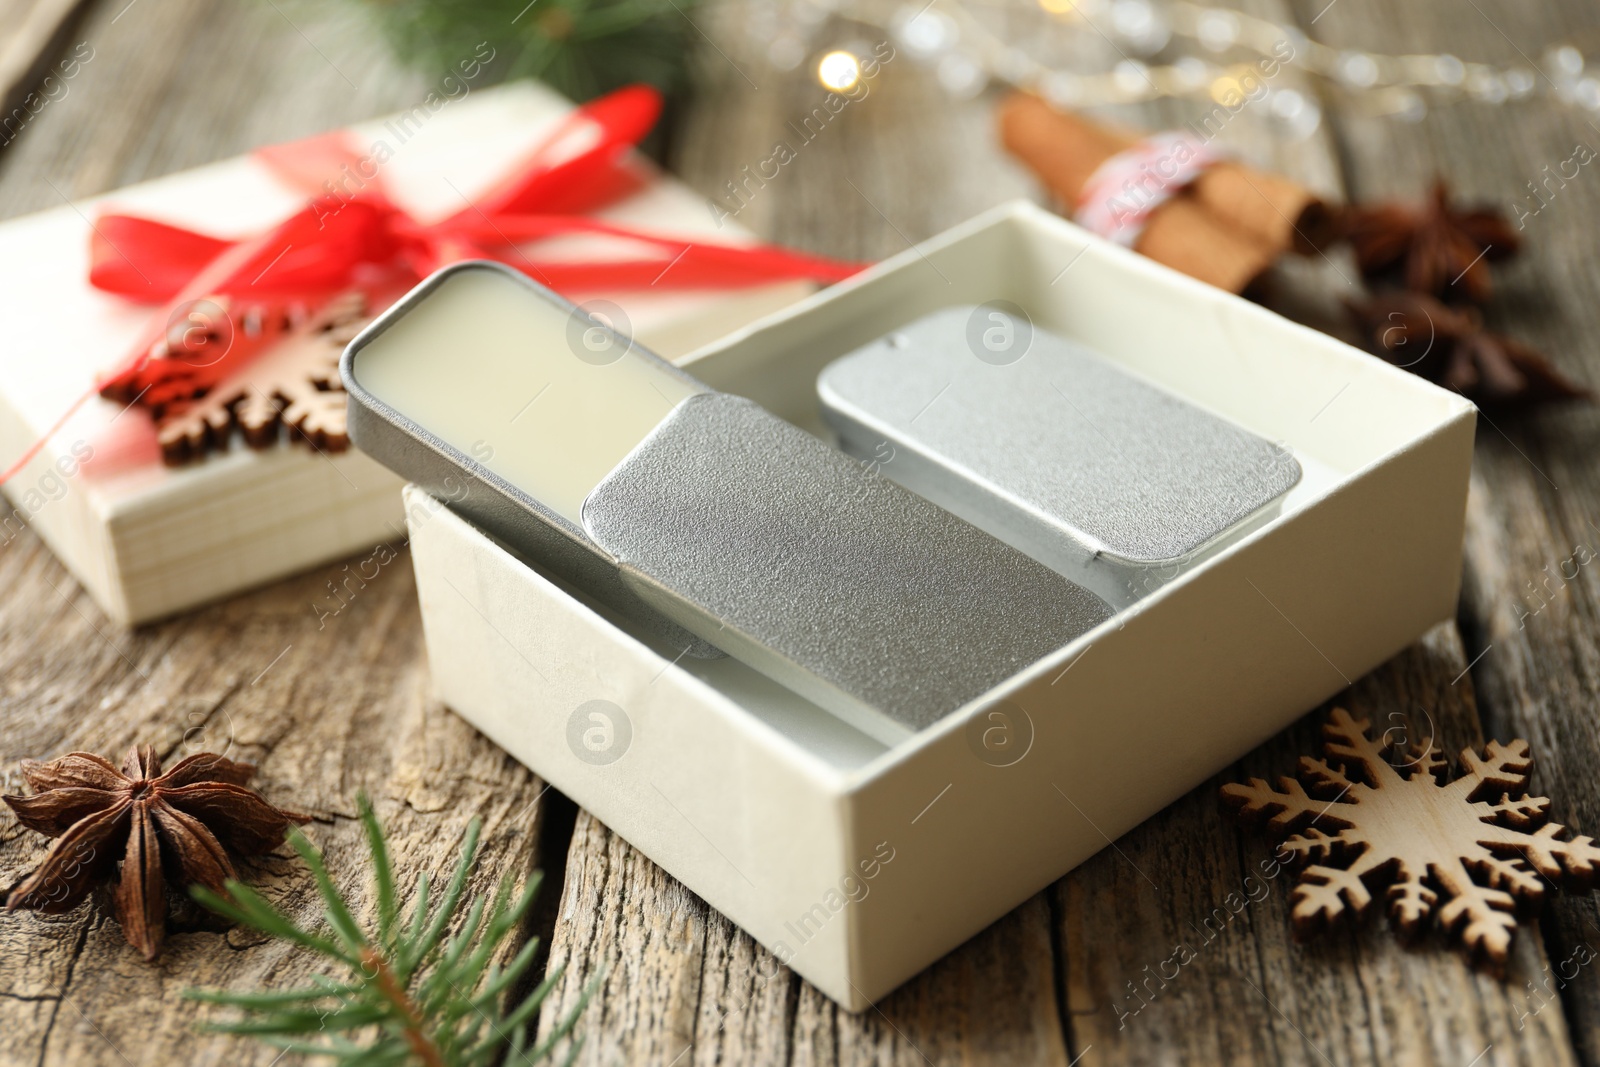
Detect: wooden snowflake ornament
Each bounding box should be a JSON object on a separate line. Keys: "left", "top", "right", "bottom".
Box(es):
{"left": 104, "top": 292, "right": 373, "bottom": 465}
{"left": 1222, "top": 708, "right": 1600, "bottom": 968}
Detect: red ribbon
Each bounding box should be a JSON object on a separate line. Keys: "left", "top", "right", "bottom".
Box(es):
{"left": 1, "top": 84, "right": 860, "bottom": 483}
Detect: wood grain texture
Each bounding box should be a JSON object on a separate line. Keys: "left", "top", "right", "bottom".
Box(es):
{"left": 4, "top": 0, "right": 1600, "bottom": 1064}
{"left": 539, "top": 2, "right": 1580, "bottom": 1065}
{"left": 0, "top": 0, "right": 94, "bottom": 143}
{"left": 1288, "top": 1, "right": 1600, "bottom": 1063}
{"left": 1061, "top": 625, "right": 1576, "bottom": 1067}
{"left": 534, "top": 812, "right": 1068, "bottom": 1067}
{"left": 0, "top": 0, "right": 427, "bottom": 215}
{"left": 0, "top": 3, "right": 557, "bottom": 1066}
{"left": 0, "top": 530, "right": 560, "bottom": 1067}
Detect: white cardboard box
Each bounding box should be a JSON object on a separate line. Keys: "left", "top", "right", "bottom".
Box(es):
{"left": 405, "top": 201, "right": 1476, "bottom": 1008}
{"left": 0, "top": 81, "right": 809, "bottom": 625}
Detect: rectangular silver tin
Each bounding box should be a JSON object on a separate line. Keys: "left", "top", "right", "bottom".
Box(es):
{"left": 817, "top": 305, "right": 1303, "bottom": 607}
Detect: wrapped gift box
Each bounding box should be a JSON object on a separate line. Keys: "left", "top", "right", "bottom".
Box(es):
{"left": 404, "top": 202, "right": 1476, "bottom": 1008}
{"left": 0, "top": 81, "right": 811, "bottom": 625}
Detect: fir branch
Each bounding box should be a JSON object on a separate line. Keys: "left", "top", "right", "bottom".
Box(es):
{"left": 324, "top": 0, "right": 700, "bottom": 103}
{"left": 188, "top": 795, "right": 595, "bottom": 1065}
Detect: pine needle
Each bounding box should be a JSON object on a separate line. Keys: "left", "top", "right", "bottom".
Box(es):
{"left": 186, "top": 794, "right": 593, "bottom": 1065}
{"left": 312, "top": 0, "right": 699, "bottom": 104}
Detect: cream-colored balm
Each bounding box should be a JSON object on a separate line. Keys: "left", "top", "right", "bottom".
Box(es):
{"left": 342, "top": 262, "right": 1113, "bottom": 745}
{"left": 349, "top": 264, "right": 701, "bottom": 526}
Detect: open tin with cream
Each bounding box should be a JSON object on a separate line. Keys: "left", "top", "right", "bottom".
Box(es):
{"left": 341, "top": 263, "right": 1112, "bottom": 745}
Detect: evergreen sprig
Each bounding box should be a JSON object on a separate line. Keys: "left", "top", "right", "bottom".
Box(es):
{"left": 187, "top": 796, "right": 591, "bottom": 1066}
{"left": 340, "top": 0, "right": 700, "bottom": 103}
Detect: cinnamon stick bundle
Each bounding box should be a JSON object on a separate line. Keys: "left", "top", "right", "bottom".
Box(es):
{"left": 998, "top": 92, "right": 1335, "bottom": 293}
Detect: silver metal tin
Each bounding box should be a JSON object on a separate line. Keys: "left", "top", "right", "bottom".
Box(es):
{"left": 817, "top": 305, "right": 1303, "bottom": 608}
{"left": 340, "top": 262, "right": 721, "bottom": 659}
{"left": 584, "top": 391, "right": 1112, "bottom": 738}
{"left": 342, "top": 264, "right": 1112, "bottom": 743}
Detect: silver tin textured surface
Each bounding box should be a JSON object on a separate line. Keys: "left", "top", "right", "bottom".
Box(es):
{"left": 817, "top": 305, "right": 1302, "bottom": 605}
{"left": 343, "top": 265, "right": 1113, "bottom": 742}
{"left": 583, "top": 393, "right": 1112, "bottom": 739}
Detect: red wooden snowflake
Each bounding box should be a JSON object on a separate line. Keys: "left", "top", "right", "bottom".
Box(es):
{"left": 1222, "top": 707, "right": 1600, "bottom": 967}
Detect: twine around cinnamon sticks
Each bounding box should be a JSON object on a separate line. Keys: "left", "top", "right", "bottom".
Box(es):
{"left": 998, "top": 92, "right": 1336, "bottom": 293}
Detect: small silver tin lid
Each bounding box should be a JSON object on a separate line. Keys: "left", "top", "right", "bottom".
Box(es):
{"left": 817, "top": 305, "right": 1302, "bottom": 604}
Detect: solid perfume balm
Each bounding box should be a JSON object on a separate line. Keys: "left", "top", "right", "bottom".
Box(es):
{"left": 342, "top": 264, "right": 1112, "bottom": 744}
{"left": 349, "top": 266, "right": 700, "bottom": 525}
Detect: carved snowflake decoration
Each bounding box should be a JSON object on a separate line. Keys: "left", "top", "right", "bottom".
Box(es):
{"left": 1222, "top": 707, "right": 1600, "bottom": 968}
{"left": 112, "top": 291, "right": 372, "bottom": 465}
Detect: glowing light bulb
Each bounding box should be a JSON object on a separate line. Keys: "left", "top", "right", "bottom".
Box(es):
{"left": 817, "top": 50, "right": 862, "bottom": 92}
{"left": 1209, "top": 75, "right": 1239, "bottom": 104}
{"left": 1209, "top": 64, "right": 1259, "bottom": 105}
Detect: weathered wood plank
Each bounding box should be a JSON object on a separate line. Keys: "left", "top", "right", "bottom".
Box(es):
{"left": 1042, "top": 7, "right": 1574, "bottom": 1058}
{"left": 543, "top": 1, "right": 1588, "bottom": 1064}
{"left": 0, "top": 0, "right": 427, "bottom": 214}
{"left": 533, "top": 8, "right": 1076, "bottom": 1064}
{"left": 0, "top": 2, "right": 563, "bottom": 1066}
{"left": 0, "top": 0, "right": 95, "bottom": 146}
{"left": 1061, "top": 624, "right": 1575, "bottom": 1066}
{"left": 1059, "top": 0, "right": 1587, "bottom": 1053}
{"left": 0, "top": 529, "right": 560, "bottom": 1067}
{"left": 5, "top": 0, "right": 1597, "bottom": 1063}
{"left": 534, "top": 808, "right": 1069, "bottom": 1066}
{"left": 1292, "top": 0, "right": 1600, "bottom": 1062}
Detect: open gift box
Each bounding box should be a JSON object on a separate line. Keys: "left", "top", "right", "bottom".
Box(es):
{"left": 400, "top": 201, "right": 1476, "bottom": 1008}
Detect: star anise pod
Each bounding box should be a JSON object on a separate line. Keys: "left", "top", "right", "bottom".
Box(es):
{"left": 1347, "top": 290, "right": 1591, "bottom": 408}
{"left": 1342, "top": 179, "right": 1521, "bottom": 304}
{"left": 3, "top": 747, "right": 309, "bottom": 959}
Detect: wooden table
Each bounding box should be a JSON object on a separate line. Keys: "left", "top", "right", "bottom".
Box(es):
{"left": 2, "top": 1, "right": 1598, "bottom": 1063}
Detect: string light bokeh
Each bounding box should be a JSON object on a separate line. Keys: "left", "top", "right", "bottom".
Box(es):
{"left": 753, "top": 0, "right": 1600, "bottom": 142}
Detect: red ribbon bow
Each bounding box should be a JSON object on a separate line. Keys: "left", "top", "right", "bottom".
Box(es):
{"left": 1, "top": 84, "right": 859, "bottom": 483}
